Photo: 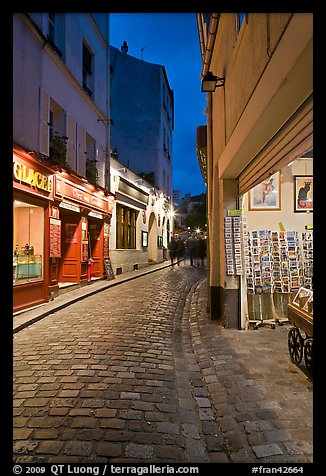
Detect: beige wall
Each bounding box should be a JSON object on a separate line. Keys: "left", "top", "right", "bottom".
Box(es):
{"left": 200, "top": 12, "right": 313, "bottom": 325}
{"left": 211, "top": 13, "right": 312, "bottom": 180}
{"left": 244, "top": 159, "right": 313, "bottom": 231}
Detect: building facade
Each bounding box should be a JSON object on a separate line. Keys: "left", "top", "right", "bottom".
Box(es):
{"left": 110, "top": 43, "right": 174, "bottom": 201}
{"left": 13, "top": 13, "right": 114, "bottom": 312}
{"left": 196, "top": 13, "right": 313, "bottom": 328}
{"left": 110, "top": 157, "right": 173, "bottom": 275}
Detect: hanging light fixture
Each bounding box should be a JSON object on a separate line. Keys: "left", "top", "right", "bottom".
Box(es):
{"left": 201, "top": 71, "right": 225, "bottom": 92}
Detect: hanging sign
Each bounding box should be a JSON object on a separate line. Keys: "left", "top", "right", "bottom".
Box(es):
{"left": 49, "top": 218, "right": 61, "bottom": 258}
{"left": 228, "top": 209, "right": 244, "bottom": 216}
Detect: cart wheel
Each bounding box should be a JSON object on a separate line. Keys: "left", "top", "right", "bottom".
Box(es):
{"left": 304, "top": 338, "right": 313, "bottom": 378}
{"left": 288, "top": 327, "right": 303, "bottom": 365}
{"left": 271, "top": 324, "right": 276, "bottom": 329}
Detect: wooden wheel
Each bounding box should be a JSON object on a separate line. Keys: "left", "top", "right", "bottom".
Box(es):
{"left": 304, "top": 338, "right": 313, "bottom": 378}
{"left": 288, "top": 327, "right": 303, "bottom": 365}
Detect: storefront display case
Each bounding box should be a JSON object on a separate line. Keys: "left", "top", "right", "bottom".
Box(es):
{"left": 13, "top": 254, "right": 42, "bottom": 281}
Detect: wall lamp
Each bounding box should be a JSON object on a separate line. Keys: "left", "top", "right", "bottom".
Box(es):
{"left": 201, "top": 71, "right": 225, "bottom": 92}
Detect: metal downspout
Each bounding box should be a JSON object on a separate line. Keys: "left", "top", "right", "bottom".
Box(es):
{"left": 201, "top": 13, "right": 220, "bottom": 79}
{"left": 105, "top": 14, "right": 111, "bottom": 191}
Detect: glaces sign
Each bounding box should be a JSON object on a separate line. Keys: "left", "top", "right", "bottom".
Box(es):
{"left": 13, "top": 161, "right": 53, "bottom": 193}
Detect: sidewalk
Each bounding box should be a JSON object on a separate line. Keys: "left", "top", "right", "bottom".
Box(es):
{"left": 13, "top": 260, "right": 174, "bottom": 334}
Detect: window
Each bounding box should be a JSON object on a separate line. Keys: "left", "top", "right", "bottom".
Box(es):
{"left": 237, "top": 13, "right": 246, "bottom": 32}
{"left": 83, "top": 41, "right": 93, "bottom": 97}
{"left": 48, "top": 13, "right": 56, "bottom": 43}
{"left": 116, "top": 204, "right": 138, "bottom": 249}
{"left": 163, "top": 127, "right": 167, "bottom": 154}
{"left": 163, "top": 170, "right": 166, "bottom": 193}
{"left": 47, "top": 13, "right": 63, "bottom": 58}
{"left": 13, "top": 200, "right": 44, "bottom": 283}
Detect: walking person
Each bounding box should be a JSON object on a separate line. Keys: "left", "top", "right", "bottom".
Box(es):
{"left": 176, "top": 237, "right": 185, "bottom": 265}
{"left": 195, "top": 234, "right": 206, "bottom": 266}
{"left": 167, "top": 237, "right": 178, "bottom": 267}
{"left": 186, "top": 233, "right": 197, "bottom": 266}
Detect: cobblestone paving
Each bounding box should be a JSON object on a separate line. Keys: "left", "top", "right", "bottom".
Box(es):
{"left": 13, "top": 264, "right": 313, "bottom": 464}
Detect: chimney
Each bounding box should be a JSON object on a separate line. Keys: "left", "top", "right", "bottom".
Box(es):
{"left": 121, "top": 41, "right": 128, "bottom": 54}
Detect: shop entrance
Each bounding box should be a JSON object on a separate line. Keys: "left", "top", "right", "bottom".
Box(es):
{"left": 88, "top": 217, "right": 104, "bottom": 279}
{"left": 58, "top": 211, "right": 82, "bottom": 283}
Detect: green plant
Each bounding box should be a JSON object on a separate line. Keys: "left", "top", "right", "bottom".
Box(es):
{"left": 86, "top": 159, "right": 98, "bottom": 185}
{"left": 49, "top": 135, "right": 68, "bottom": 167}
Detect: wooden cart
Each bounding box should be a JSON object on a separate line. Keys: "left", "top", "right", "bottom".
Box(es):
{"left": 288, "top": 299, "right": 313, "bottom": 379}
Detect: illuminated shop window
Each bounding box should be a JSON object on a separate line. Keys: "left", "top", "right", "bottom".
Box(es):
{"left": 116, "top": 204, "right": 137, "bottom": 249}
{"left": 13, "top": 200, "right": 44, "bottom": 283}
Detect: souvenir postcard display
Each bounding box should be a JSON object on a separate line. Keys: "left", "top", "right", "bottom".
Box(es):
{"left": 224, "top": 211, "right": 313, "bottom": 293}
{"left": 245, "top": 230, "right": 311, "bottom": 294}
{"left": 301, "top": 231, "right": 313, "bottom": 290}
{"left": 224, "top": 213, "right": 248, "bottom": 276}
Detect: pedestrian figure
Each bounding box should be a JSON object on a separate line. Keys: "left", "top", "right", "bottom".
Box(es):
{"left": 195, "top": 235, "right": 206, "bottom": 266}
{"left": 167, "top": 237, "right": 178, "bottom": 267}
{"left": 176, "top": 237, "right": 185, "bottom": 265}
{"left": 186, "top": 233, "right": 197, "bottom": 266}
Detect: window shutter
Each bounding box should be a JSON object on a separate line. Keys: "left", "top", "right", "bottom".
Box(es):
{"left": 39, "top": 89, "right": 50, "bottom": 156}
{"left": 66, "top": 113, "right": 76, "bottom": 169}
{"left": 77, "top": 125, "right": 86, "bottom": 176}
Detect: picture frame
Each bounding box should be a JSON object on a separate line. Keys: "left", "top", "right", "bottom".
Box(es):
{"left": 141, "top": 230, "right": 148, "bottom": 247}
{"left": 248, "top": 171, "right": 281, "bottom": 211}
{"left": 294, "top": 175, "right": 313, "bottom": 213}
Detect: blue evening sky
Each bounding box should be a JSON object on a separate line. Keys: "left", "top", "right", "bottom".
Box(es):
{"left": 109, "top": 13, "right": 207, "bottom": 199}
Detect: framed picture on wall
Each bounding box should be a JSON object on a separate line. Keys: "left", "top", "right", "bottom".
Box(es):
{"left": 294, "top": 175, "right": 313, "bottom": 213}
{"left": 141, "top": 231, "right": 148, "bottom": 247}
{"left": 248, "top": 171, "right": 281, "bottom": 211}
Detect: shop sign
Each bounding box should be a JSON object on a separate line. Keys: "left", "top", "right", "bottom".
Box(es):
{"left": 49, "top": 217, "right": 61, "bottom": 258}
{"left": 118, "top": 177, "right": 149, "bottom": 204}
{"left": 59, "top": 201, "right": 80, "bottom": 213}
{"left": 227, "top": 209, "right": 244, "bottom": 216}
{"left": 13, "top": 160, "right": 53, "bottom": 193}
{"left": 103, "top": 223, "right": 110, "bottom": 259}
{"left": 55, "top": 177, "right": 111, "bottom": 214}
{"left": 88, "top": 211, "right": 103, "bottom": 219}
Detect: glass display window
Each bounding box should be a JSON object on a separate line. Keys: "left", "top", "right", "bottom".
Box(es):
{"left": 13, "top": 200, "right": 44, "bottom": 283}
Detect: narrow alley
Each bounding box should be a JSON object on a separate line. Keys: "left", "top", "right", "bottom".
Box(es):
{"left": 13, "top": 264, "right": 313, "bottom": 464}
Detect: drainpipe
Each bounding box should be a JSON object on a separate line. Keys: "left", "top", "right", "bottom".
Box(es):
{"left": 196, "top": 13, "right": 205, "bottom": 62}
{"left": 105, "top": 14, "right": 110, "bottom": 191}
{"left": 200, "top": 13, "right": 220, "bottom": 79}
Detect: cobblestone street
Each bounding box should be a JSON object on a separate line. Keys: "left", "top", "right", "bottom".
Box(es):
{"left": 13, "top": 264, "right": 313, "bottom": 464}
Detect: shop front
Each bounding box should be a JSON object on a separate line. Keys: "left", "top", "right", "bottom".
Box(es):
{"left": 223, "top": 149, "right": 313, "bottom": 330}
{"left": 13, "top": 148, "right": 55, "bottom": 312}
{"left": 52, "top": 172, "right": 114, "bottom": 292}
{"left": 13, "top": 148, "right": 114, "bottom": 311}
{"left": 243, "top": 151, "right": 313, "bottom": 329}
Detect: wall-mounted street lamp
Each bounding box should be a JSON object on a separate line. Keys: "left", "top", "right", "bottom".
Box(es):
{"left": 201, "top": 71, "right": 225, "bottom": 92}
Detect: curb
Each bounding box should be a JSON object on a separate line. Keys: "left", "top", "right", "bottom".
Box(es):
{"left": 13, "top": 260, "right": 183, "bottom": 334}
